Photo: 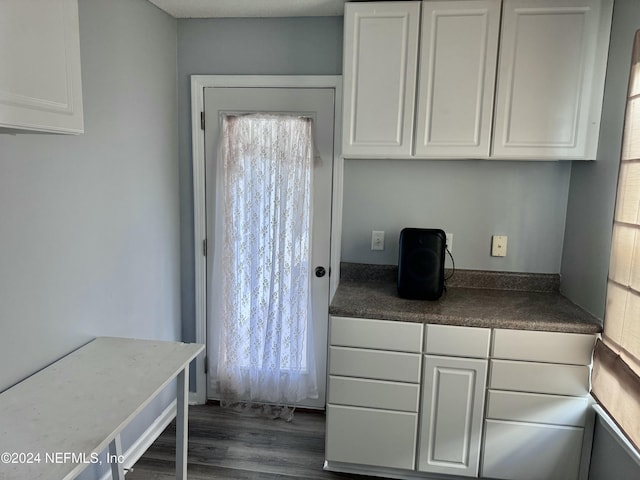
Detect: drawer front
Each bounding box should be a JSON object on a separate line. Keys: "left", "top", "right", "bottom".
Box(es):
{"left": 424, "top": 324, "right": 491, "bottom": 358}
{"left": 330, "top": 316, "right": 423, "bottom": 352}
{"left": 482, "top": 420, "right": 583, "bottom": 480}
{"left": 329, "top": 346, "right": 422, "bottom": 383}
{"left": 328, "top": 376, "right": 420, "bottom": 412}
{"left": 492, "top": 329, "right": 596, "bottom": 365}
{"left": 490, "top": 360, "right": 590, "bottom": 396}
{"left": 486, "top": 390, "right": 589, "bottom": 427}
{"left": 326, "top": 404, "right": 418, "bottom": 470}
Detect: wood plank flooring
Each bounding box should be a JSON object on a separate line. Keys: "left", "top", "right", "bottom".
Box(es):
{"left": 127, "top": 404, "right": 377, "bottom": 479}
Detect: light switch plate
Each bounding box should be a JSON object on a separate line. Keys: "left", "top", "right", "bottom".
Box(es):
{"left": 371, "top": 230, "right": 385, "bottom": 250}
{"left": 491, "top": 235, "right": 507, "bottom": 257}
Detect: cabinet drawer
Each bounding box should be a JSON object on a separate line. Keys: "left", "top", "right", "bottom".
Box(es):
{"left": 482, "top": 419, "right": 583, "bottom": 480}
{"left": 326, "top": 404, "right": 418, "bottom": 470}
{"left": 329, "top": 346, "right": 422, "bottom": 383}
{"left": 490, "top": 360, "right": 590, "bottom": 396}
{"left": 486, "top": 390, "right": 589, "bottom": 427}
{"left": 330, "top": 316, "right": 423, "bottom": 352}
{"left": 424, "top": 324, "right": 491, "bottom": 358}
{"left": 492, "top": 329, "right": 596, "bottom": 365}
{"left": 328, "top": 376, "right": 420, "bottom": 412}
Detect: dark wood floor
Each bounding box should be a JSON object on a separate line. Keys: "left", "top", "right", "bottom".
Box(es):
{"left": 127, "top": 404, "right": 377, "bottom": 479}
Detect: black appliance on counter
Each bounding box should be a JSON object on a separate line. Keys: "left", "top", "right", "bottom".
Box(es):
{"left": 398, "top": 228, "right": 446, "bottom": 300}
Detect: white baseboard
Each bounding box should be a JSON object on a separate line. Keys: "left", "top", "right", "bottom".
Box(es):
{"left": 99, "top": 400, "right": 177, "bottom": 480}
{"left": 189, "top": 390, "right": 205, "bottom": 405}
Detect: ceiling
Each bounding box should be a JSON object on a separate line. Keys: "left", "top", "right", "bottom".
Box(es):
{"left": 146, "top": 0, "right": 349, "bottom": 18}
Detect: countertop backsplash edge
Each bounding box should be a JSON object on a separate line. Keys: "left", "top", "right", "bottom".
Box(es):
{"left": 339, "top": 262, "right": 561, "bottom": 293}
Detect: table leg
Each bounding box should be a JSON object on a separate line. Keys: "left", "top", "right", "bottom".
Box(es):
{"left": 176, "top": 366, "right": 189, "bottom": 479}
{"left": 109, "top": 434, "right": 125, "bottom": 480}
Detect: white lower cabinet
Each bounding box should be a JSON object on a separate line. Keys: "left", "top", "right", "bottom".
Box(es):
{"left": 325, "top": 318, "right": 596, "bottom": 480}
{"left": 326, "top": 405, "right": 418, "bottom": 470}
{"left": 418, "top": 355, "right": 487, "bottom": 477}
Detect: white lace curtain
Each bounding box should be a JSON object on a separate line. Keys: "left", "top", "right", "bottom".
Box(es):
{"left": 210, "top": 113, "right": 318, "bottom": 405}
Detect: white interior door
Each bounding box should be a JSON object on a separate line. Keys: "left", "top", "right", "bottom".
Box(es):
{"left": 204, "top": 87, "right": 334, "bottom": 408}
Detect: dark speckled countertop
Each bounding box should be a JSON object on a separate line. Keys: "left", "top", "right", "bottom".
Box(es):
{"left": 330, "top": 263, "right": 602, "bottom": 334}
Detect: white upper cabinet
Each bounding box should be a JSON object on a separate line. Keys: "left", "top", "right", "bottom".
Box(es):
{"left": 491, "top": 0, "right": 612, "bottom": 159}
{"left": 342, "top": 2, "right": 420, "bottom": 157}
{"left": 342, "top": 0, "right": 613, "bottom": 160}
{"left": 415, "top": 0, "right": 500, "bottom": 157}
{"left": 0, "top": 0, "right": 84, "bottom": 134}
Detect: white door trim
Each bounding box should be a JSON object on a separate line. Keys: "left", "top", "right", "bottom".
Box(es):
{"left": 190, "top": 75, "right": 343, "bottom": 404}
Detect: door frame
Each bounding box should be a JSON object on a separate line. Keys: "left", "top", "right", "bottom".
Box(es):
{"left": 190, "top": 75, "right": 343, "bottom": 404}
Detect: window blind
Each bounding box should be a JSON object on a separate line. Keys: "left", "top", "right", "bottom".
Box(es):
{"left": 592, "top": 30, "right": 640, "bottom": 451}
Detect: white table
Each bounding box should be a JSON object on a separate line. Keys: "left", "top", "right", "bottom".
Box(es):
{"left": 0, "top": 337, "right": 204, "bottom": 480}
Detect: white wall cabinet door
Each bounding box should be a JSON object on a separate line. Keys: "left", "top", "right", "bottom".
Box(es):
{"left": 491, "top": 0, "right": 612, "bottom": 159}
{"left": 415, "top": 0, "right": 500, "bottom": 157}
{"left": 418, "top": 355, "right": 487, "bottom": 477}
{"left": 0, "top": 0, "right": 84, "bottom": 134}
{"left": 342, "top": 2, "right": 420, "bottom": 157}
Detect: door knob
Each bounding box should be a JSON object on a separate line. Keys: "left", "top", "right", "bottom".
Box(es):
{"left": 315, "top": 266, "right": 326, "bottom": 278}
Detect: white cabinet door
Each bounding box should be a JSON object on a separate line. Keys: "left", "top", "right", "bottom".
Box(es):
{"left": 0, "top": 0, "right": 84, "bottom": 134}
{"left": 418, "top": 355, "right": 487, "bottom": 477}
{"left": 415, "top": 0, "right": 500, "bottom": 157}
{"left": 326, "top": 404, "right": 418, "bottom": 470}
{"left": 491, "top": 0, "right": 612, "bottom": 159}
{"left": 342, "top": 2, "right": 420, "bottom": 157}
{"left": 482, "top": 419, "right": 584, "bottom": 480}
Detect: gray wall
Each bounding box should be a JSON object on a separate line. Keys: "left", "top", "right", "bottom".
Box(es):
{"left": 177, "top": 17, "right": 344, "bottom": 343}
{"left": 561, "top": 0, "right": 640, "bottom": 319}
{"left": 0, "top": 0, "right": 179, "bottom": 476}
{"left": 343, "top": 159, "right": 571, "bottom": 272}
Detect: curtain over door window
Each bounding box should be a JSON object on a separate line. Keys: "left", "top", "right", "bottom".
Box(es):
{"left": 211, "top": 113, "right": 318, "bottom": 405}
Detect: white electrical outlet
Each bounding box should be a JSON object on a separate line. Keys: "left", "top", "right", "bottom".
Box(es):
{"left": 491, "top": 235, "right": 508, "bottom": 257}
{"left": 371, "top": 230, "right": 385, "bottom": 250}
{"left": 445, "top": 233, "right": 453, "bottom": 253}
